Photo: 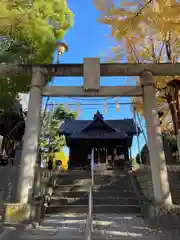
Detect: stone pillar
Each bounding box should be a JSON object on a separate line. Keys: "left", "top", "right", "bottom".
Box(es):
{"left": 140, "top": 71, "right": 172, "bottom": 205}
{"left": 112, "top": 148, "right": 116, "bottom": 167}
{"left": 17, "top": 68, "right": 44, "bottom": 204}
{"left": 98, "top": 149, "right": 100, "bottom": 166}
{"left": 105, "top": 149, "right": 108, "bottom": 165}
{"left": 107, "top": 154, "right": 111, "bottom": 166}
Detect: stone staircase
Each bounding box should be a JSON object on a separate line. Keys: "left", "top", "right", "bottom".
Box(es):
{"left": 12, "top": 170, "right": 178, "bottom": 239}
{"left": 46, "top": 170, "right": 141, "bottom": 215}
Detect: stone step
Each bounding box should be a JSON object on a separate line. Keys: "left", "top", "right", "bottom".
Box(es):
{"left": 18, "top": 212, "right": 176, "bottom": 240}
{"left": 58, "top": 173, "right": 127, "bottom": 179}
{"left": 46, "top": 204, "right": 141, "bottom": 215}
{"left": 50, "top": 197, "right": 139, "bottom": 206}
{"left": 44, "top": 213, "right": 87, "bottom": 219}
{"left": 46, "top": 205, "right": 88, "bottom": 214}
{"left": 54, "top": 185, "right": 89, "bottom": 192}
{"left": 54, "top": 184, "right": 134, "bottom": 192}
{"left": 41, "top": 217, "right": 149, "bottom": 230}
{"left": 18, "top": 229, "right": 173, "bottom": 240}
{"left": 20, "top": 234, "right": 166, "bottom": 240}
{"left": 19, "top": 222, "right": 157, "bottom": 240}
{"left": 58, "top": 173, "right": 128, "bottom": 178}
{"left": 57, "top": 177, "right": 131, "bottom": 186}
{"left": 58, "top": 170, "right": 127, "bottom": 177}
{"left": 52, "top": 190, "right": 136, "bottom": 198}
{"left": 19, "top": 232, "right": 148, "bottom": 240}
{"left": 19, "top": 230, "right": 85, "bottom": 240}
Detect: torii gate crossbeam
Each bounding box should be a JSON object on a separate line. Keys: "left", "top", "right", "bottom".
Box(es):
{"left": 2, "top": 62, "right": 180, "bottom": 76}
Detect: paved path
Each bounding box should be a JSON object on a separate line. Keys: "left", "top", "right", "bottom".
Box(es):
{"left": 1, "top": 213, "right": 179, "bottom": 239}
{"left": 0, "top": 225, "right": 17, "bottom": 240}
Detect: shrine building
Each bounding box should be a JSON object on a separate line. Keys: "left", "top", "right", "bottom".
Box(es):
{"left": 59, "top": 111, "right": 140, "bottom": 169}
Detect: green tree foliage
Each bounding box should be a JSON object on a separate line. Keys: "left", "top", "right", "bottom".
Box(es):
{"left": 0, "top": 0, "right": 73, "bottom": 111}
{"left": 94, "top": 0, "right": 180, "bottom": 131}
{"left": 40, "top": 104, "right": 77, "bottom": 162}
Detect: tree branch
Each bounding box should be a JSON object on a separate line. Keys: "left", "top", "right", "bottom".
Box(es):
{"left": 123, "top": 0, "right": 153, "bottom": 35}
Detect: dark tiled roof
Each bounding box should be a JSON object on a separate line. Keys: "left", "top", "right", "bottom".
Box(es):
{"left": 70, "top": 129, "right": 128, "bottom": 140}
{"left": 81, "top": 119, "right": 117, "bottom": 132}
{"left": 60, "top": 118, "right": 139, "bottom": 140}
{"left": 60, "top": 120, "right": 90, "bottom": 135}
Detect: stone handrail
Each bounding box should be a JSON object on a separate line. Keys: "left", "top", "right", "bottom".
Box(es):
{"left": 34, "top": 167, "right": 59, "bottom": 197}
{"left": 31, "top": 168, "right": 59, "bottom": 224}
{"left": 38, "top": 168, "right": 57, "bottom": 183}
{"left": 1, "top": 167, "right": 59, "bottom": 224}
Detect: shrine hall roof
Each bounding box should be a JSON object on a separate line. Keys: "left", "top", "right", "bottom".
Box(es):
{"left": 60, "top": 118, "right": 140, "bottom": 140}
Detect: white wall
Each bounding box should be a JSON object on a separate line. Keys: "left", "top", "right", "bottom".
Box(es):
{"left": 18, "top": 93, "right": 30, "bottom": 111}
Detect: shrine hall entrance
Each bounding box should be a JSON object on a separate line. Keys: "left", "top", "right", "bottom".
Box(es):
{"left": 92, "top": 147, "right": 128, "bottom": 170}
{"left": 93, "top": 148, "right": 108, "bottom": 167}
{"left": 60, "top": 110, "right": 139, "bottom": 170}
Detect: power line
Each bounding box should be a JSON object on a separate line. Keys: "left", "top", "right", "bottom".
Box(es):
{"left": 43, "top": 97, "right": 115, "bottom": 102}
{"left": 67, "top": 97, "right": 115, "bottom": 101}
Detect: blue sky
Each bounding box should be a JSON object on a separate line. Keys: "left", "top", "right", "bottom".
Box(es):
{"left": 43, "top": 0, "right": 146, "bottom": 158}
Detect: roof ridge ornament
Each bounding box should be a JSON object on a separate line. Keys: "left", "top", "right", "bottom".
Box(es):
{"left": 93, "top": 110, "right": 104, "bottom": 120}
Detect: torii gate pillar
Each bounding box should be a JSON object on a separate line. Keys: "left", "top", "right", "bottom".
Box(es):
{"left": 17, "top": 68, "right": 43, "bottom": 204}
{"left": 140, "top": 71, "right": 172, "bottom": 205}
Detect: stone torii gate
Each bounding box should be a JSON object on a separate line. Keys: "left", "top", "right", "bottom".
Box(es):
{"left": 6, "top": 58, "right": 180, "bottom": 209}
